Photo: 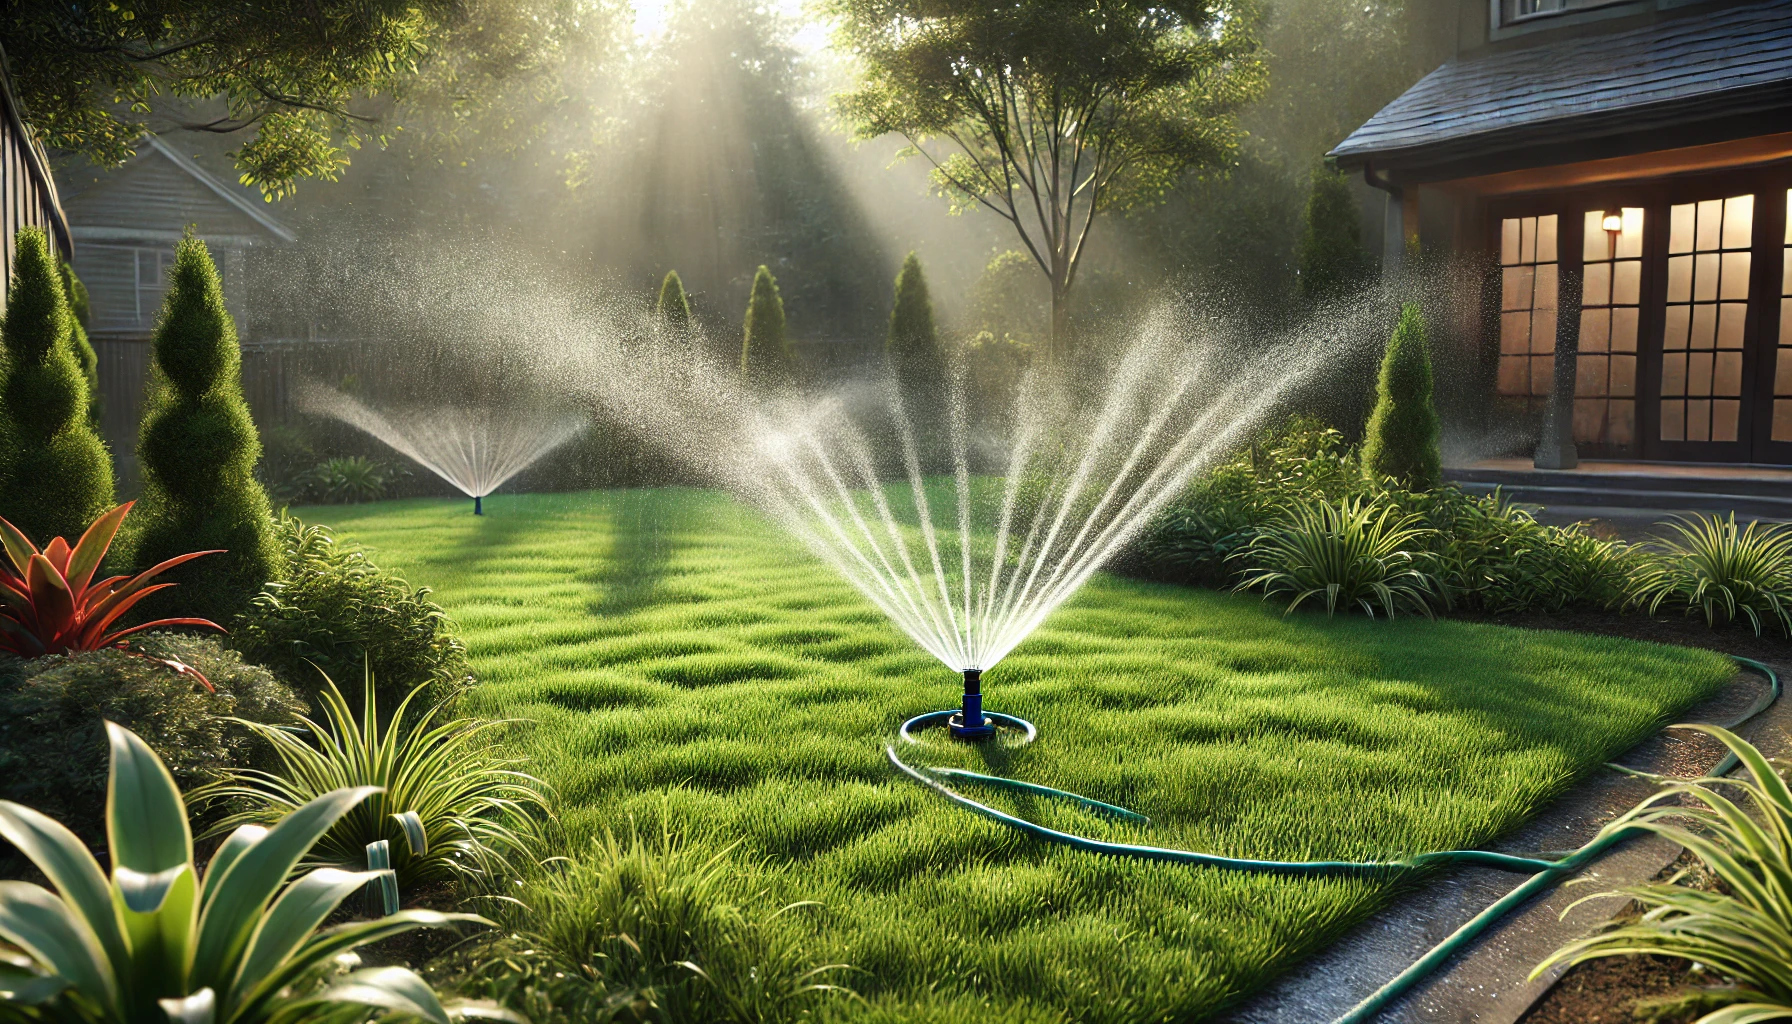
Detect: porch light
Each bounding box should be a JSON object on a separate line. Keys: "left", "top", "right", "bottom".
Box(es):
{"left": 1601, "top": 210, "right": 1623, "bottom": 258}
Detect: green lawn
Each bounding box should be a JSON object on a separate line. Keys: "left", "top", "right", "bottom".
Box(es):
{"left": 302, "top": 488, "right": 1733, "bottom": 1023}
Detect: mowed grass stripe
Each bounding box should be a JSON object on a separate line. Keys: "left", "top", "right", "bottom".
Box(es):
{"left": 303, "top": 487, "right": 1732, "bottom": 1023}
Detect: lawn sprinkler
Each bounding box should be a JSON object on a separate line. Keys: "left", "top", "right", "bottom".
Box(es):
{"left": 474, "top": 494, "right": 483, "bottom": 516}
{"left": 898, "top": 667, "right": 1037, "bottom": 745}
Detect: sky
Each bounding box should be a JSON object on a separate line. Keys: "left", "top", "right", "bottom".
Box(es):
{"left": 631, "top": 0, "right": 830, "bottom": 52}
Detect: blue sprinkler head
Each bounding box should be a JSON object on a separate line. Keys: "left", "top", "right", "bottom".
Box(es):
{"left": 949, "top": 668, "right": 997, "bottom": 740}
{"left": 474, "top": 494, "right": 483, "bottom": 516}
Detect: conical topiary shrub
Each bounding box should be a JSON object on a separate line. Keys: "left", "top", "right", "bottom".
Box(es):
{"left": 0, "top": 227, "right": 113, "bottom": 541}
{"left": 740, "top": 265, "right": 791, "bottom": 387}
{"left": 1362, "top": 302, "right": 1442, "bottom": 490}
{"left": 60, "top": 261, "right": 102, "bottom": 431}
{"left": 656, "top": 269, "right": 693, "bottom": 343}
{"left": 135, "top": 235, "right": 278, "bottom": 622}
{"left": 1296, "top": 165, "right": 1371, "bottom": 303}
{"left": 887, "top": 252, "right": 946, "bottom": 403}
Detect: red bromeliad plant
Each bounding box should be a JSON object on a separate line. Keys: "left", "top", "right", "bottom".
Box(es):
{"left": 0, "top": 502, "right": 225, "bottom": 687}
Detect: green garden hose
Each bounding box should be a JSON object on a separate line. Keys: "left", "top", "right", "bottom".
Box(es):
{"left": 888, "top": 655, "right": 1779, "bottom": 1024}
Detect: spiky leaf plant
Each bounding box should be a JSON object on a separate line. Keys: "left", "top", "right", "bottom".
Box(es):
{"left": 1533, "top": 726, "right": 1792, "bottom": 1024}
{"left": 0, "top": 721, "right": 502, "bottom": 1024}
{"left": 1628, "top": 513, "right": 1792, "bottom": 636}
{"left": 199, "top": 674, "right": 548, "bottom": 891}
{"left": 1361, "top": 302, "right": 1442, "bottom": 490}
{"left": 135, "top": 235, "right": 277, "bottom": 625}
{"left": 1236, "top": 495, "right": 1437, "bottom": 618}
{"left": 0, "top": 227, "right": 114, "bottom": 542}
{"left": 740, "top": 265, "right": 791, "bottom": 387}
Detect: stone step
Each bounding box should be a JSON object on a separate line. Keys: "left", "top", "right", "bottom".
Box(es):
{"left": 1445, "top": 468, "right": 1792, "bottom": 521}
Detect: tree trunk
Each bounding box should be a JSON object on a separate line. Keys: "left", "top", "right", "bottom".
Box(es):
{"left": 1049, "top": 255, "right": 1072, "bottom": 363}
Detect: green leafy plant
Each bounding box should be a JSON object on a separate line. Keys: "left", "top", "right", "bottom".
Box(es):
{"left": 455, "top": 822, "right": 850, "bottom": 1024}
{"left": 1237, "top": 495, "right": 1436, "bottom": 618}
{"left": 0, "top": 720, "right": 503, "bottom": 1024}
{"left": 230, "top": 516, "right": 472, "bottom": 710}
{"left": 1533, "top": 726, "right": 1792, "bottom": 1024}
{"left": 1410, "top": 486, "right": 1637, "bottom": 615}
{"left": 1629, "top": 513, "right": 1792, "bottom": 635}
{"left": 0, "top": 227, "right": 114, "bottom": 543}
{"left": 134, "top": 235, "right": 279, "bottom": 625}
{"left": 0, "top": 503, "right": 222, "bottom": 660}
{"left": 1135, "top": 416, "right": 1358, "bottom": 585}
{"left": 0, "top": 633, "right": 304, "bottom": 854}
{"left": 1361, "top": 302, "right": 1442, "bottom": 491}
{"left": 200, "top": 673, "right": 547, "bottom": 891}
{"left": 300, "top": 457, "right": 389, "bottom": 505}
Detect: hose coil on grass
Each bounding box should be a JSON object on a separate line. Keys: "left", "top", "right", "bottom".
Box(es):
{"left": 887, "top": 656, "right": 1780, "bottom": 1024}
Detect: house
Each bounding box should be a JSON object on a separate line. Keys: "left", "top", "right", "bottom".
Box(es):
{"left": 54, "top": 136, "right": 298, "bottom": 488}
{"left": 1331, "top": 0, "right": 1792, "bottom": 487}
{"left": 0, "top": 47, "right": 72, "bottom": 277}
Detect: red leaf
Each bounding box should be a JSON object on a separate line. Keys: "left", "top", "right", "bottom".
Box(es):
{"left": 98, "top": 619, "right": 226, "bottom": 651}
{"left": 65, "top": 503, "right": 131, "bottom": 595}
{"left": 0, "top": 516, "right": 40, "bottom": 578}
{"left": 25, "top": 555, "right": 75, "bottom": 646}
{"left": 42, "top": 537, "right": 71, "bottom": 576}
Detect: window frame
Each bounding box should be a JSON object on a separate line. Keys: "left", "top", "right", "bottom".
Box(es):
{"left": 1484, "top": 163, "right": 1792, "bottom": 464}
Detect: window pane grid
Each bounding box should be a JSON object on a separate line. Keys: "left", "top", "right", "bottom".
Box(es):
{"left": 1496, "top": 215, "right": 1558, "bottom": 416}
{"left": 1662, "top": 195, "right": 1752, "bottom": 443}
{"left": 1576, "top": 208, "right": 1641, "bottom": 447}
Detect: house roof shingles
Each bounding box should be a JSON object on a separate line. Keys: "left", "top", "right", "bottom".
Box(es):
{"left": 1331, "top": 0, "right": 1792, "bottom": 172}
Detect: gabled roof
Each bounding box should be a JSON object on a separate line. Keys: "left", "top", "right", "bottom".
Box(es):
{"left": 60, "top": 135, "right": 296, "bottom": 246}
{"left": 144, "top": 137, "right": 297, "bottom": 242}
{"left": 1331, "top": 0, "right": 1792, "bottom": 178}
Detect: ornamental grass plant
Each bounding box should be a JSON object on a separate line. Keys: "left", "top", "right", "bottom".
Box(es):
{"left": 1534, "top": 726, "right": 1792, "bottom": 1024}
{"left": 1628, "top": 512, "right": 1792, "bottom": 636}
{"left": 1236, "top": 494, "right": 1437, "bottom": 618}
{"left": 200, "top": 674, "right": 548, "bottom": 892}
{"left": 454, "top": 821, "right": 852, "bottom": 1024}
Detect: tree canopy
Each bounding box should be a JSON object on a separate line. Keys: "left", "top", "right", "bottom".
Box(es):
{"left": 827, "top": 0, "right": 1265, "bottom": 355}
{"left": 1, "top": 0, "right": 620, "bottom": 199}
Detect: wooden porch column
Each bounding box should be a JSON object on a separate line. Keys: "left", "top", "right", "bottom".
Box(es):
{"left": 1535, "top": 264, "right": 1581, "bottom": 469}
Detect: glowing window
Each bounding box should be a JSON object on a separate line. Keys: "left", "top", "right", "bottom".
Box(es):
{"left": 1661, "top": 195, "right": 1751, "bottom": 443}
{"left": 1496, "top": 215, "right": 1558, "bottom": 411}
{"left": 1774, "top": 190, "right": 1792, "bottom": 443}
{"left": 1575, "top": 208, "right": 1641, "bottom": 448}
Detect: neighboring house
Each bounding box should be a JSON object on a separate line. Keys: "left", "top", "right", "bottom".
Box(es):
{"left": 55, "top": 136, "right": 297, "bottom": 487}
{"left": 1332, "top": 0, "right": 1792, "bottom": 470}
{"left": 0, "top": 47, "right": 72, "bottom": 277}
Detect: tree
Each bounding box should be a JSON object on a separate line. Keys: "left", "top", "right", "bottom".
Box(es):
{"left": 136, "top": 236, "right": 278, "bottom": 622}
{"left": 656, "top": 270, "right": 693, "bottom": 344}
{"left": 59, "top": 261, "right": 102, "bottom": 431}
{"left": 1296, "top": 165, "right": 1372, "bottom": 302}
{"left": 0, "top": 228, "right": 114, "bottom": 541}
{"left": 828, "top": 0, "right": 1265, "bottom": 357}
{"left": 1362, "top": 303, "right": 1442, "bottom": 490}
{"left": 1, "top": 0, "right": 620, "bottom": 199}
{"left": 740, "top": 265, "right": 791, "bottom": 387}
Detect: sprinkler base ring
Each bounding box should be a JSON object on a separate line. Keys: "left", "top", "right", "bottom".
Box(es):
{"left": 899, "top": 709, "right": 1037, "bottom": 745}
